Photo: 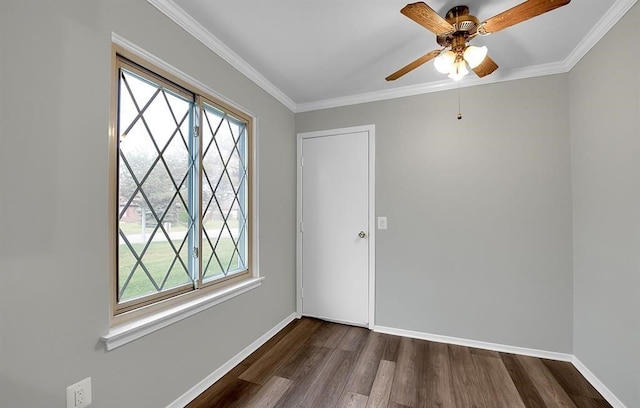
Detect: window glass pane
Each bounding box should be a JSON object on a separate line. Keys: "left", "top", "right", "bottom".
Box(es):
{"left": 201, "top": 103, "right": 248, "bottom": 282}
{"left": 113, "top": 52, "right": 253, "bottom": 316}
{"left": 117, "top": 67, "right": 195, "bottom": 303}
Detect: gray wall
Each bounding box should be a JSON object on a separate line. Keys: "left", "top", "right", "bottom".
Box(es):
{"left": 570, "top": 2, "right": 640, "bottom": 407}
{"left": 0, "top": 1, "right": 296, "bottom": 407}
{"left": 296, "top": 75, "right": 574, "bottom": 353}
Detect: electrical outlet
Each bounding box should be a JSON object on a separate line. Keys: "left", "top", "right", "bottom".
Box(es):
{"left": 66, "top": 377, "right": 92, "bottom": 408}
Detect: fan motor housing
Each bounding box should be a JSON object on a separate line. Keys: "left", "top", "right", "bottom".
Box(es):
{"left": 437, "top": 5, "right": 479, "bottom": 47}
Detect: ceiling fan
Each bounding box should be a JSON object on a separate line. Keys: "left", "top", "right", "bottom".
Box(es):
{"left": 386, "top": 0, "right": 571, "bottom": 81}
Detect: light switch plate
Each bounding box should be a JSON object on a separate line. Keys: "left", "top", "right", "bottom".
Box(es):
{"left": 377, "top": 216, "right": 387, "bottom": 230}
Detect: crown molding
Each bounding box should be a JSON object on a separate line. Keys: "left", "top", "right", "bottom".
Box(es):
{"left": 564, "top": 0, "right": 638, "bottom": 70}
{"left": 297, "top": 0, "right": 637, "bottom": 112}
{"left": 148, "top": 0, "right": 637, "bottom": 114}
{"left": 147, "top": 0, "right": 297, "bottom": 112}
{"left": 295, "top": 61, "right": 568, "bottom": 113}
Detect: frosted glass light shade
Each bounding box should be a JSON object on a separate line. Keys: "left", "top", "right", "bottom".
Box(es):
{"left": 448, "top": 60, "right": 469, "bottom": 81}
{"left": 463, "top": 45, "right": 488, "bottom": 69}
{"left": 434, "top": 50, "right": 456, "bottom": 74}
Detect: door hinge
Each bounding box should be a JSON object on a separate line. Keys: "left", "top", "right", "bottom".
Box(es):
{"left": 301, "top": 287, "right": 304, "bottom": 298}
{"left": 300, "top": 222, "right": 304, "bottom": 233}
{"left": 193, "top": 247, "right": 199, "bottom": 258}
{"left": 300, "top": 156, "right": 304, "bottom": 167}
{"left": 194, "top": 125, "right": 200, "bottom": 137}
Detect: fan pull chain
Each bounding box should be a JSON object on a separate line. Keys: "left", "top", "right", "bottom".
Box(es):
{"left": 457, "top": 82, "right": 462, "bottom": 120}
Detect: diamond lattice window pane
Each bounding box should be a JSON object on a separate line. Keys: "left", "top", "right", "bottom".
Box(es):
{"left": 115, "top": 59, "right": 251, "bottom": 310}
{"left": 215, "top": 172, "right": 235, "bottom": 216}
{"left": 202, "top": 107, "right": 225, "bottom": 156}
{"left": 227, "top": 149, "right": 243, "bottom": 192}
{"left": 216, "top": 119, "right": 236, "bottom": 167}
{"left": 120, "top": 120, "right": 156, "bottom": 183}
{"left": 121, "top": 70, "right": 158, "bottom": 118}
{"left": 202, "top": 157, "right": 223, "bottom": 213}
{"left": 214, "top": 226, "right": 234, "bottom": 270}
{"left": 119, "top": 264, "right": 158, "bottom": 302}
{"left": 201, "top": 103, "right": 248, "bottom": 283}
{"left": 202, "top": 244, "right": 224, "bottom": 281}
{"left": 117, "top": 67, "right": 195, "bottom": 303}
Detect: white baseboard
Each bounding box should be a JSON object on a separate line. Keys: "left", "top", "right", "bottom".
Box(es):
{"left": 166, "top": 312, "right": 297, "bottom": 408}
{"left": 374, "top": 325, "right": 573, "bottom": 362}
{"left": 572, "top": 356, "right": 628, "bottom": 408}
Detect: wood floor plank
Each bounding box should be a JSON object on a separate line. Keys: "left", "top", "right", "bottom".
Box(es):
{"left": 241, "top": 318, "right": 302, "bottom": 367}
{"left": 272, "top": 347, "right": 334, "bottom": 408}
{"left": 518, "top": 355, "right": 578, "bottom": 408}
{"left": 344, "top": 332, "right": 388, "bottom": 396}
{"left": 274, "top": 343, "right": 330, "bottom": 380}
{"left": 418, "top": 341, "right": 455, "bottom": 408}
{"left": 338, "top": 325, "right": 369, "bottom": 352}
{"left": 543, "top": 359, "right": 611, "bottom": 406}
{"left": 244, "top": 376, "right": 293, "bottom": 408}
{"left": 336, "top": 391, "right": 369, "bottom": 408}
{"left": 388, "top": 403, "right": 411, "bottom": 408}
{"left": 472, "top": 351, "right": 525, "bottom": 408}
{"left": 295, "top": 349, "right": 358, "bottom": 408}
{"left": 187, "top": 377, "right": 259, "bottom": 408}
{"left": 569, "top": 395, "right": 614, "bottom": 408}
{"left": 185, "top": 363, "right": 249, "bottom": 407}
{"left": 366, "top": 360, "right": 395, "bottom": 408}
{"left": 388, "top": 337, "right": 424, "bottom": 407}
{"left": 500, "top": 353, "right": 547, "bottom": 408}
{"left": 382, "top": 333, "right": 400, "bottom": 362}
{"left": 239, "top": 318, "right": 322, "bottom": 385}
{"left": 448, "top": 344, "right": 489, "bottom": 408}
{"left": 307, "top": 321, "right": 349, "bottom": 349}
{"left": 188, "top": 318, "right": 608, "bottom": 408}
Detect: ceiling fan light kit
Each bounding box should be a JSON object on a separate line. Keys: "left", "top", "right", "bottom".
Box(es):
{"left": 448, "top": 59, "right": 469, "bottom": 81}
{"left": 433, "top": 45, "right": 487, "bottom": 78}
{"left": 463, "top": 45, "right": 488, "bottom": 69}
{"left": 434, "top": 50, "right": 456, "bottom": 74}
{"left": 386, "top": 0, "right": 571, "bottom": 82}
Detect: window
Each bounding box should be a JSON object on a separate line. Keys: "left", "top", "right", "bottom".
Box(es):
{"left": 110, "top": 47, "right": 253, "bottom": 320}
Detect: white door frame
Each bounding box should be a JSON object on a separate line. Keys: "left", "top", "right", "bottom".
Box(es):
{"left": 296, "top": 125, "right": 375, "bottom": 330}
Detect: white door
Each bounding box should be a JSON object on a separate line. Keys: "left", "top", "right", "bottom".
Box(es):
{"left": 299, "top": 129, "right": 371, "bottom": 326}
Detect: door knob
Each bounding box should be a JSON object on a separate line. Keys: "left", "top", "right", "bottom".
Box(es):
{"left": 359, "top": 231, "right": 366, "bottom": 238}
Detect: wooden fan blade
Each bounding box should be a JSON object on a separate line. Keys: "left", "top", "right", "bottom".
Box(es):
{"left": 386, "top": 49, "right": 442, "bottom": 81}
{"left": 401, "top": 2, "right": 454, "bottom": 35}
{"left": 480, "top": 0, "right": 570, "bottom": 34}
{"left": 472, "top": 55, "right": 498, "bottom": 78}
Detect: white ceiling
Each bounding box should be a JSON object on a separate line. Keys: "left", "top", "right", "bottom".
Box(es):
{"left": 150, "top": 0, "right": 637, "bottom": 111}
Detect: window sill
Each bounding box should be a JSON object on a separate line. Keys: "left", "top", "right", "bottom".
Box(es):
{"left": 101, "top": 277, "right": 264, "bottom": 351}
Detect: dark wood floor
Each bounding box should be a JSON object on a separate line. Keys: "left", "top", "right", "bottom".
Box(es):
{"left": 187, "top": 317, "right": 610, "bottom": 408}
